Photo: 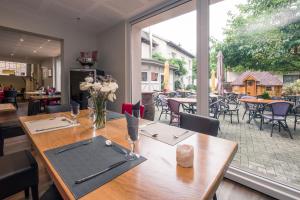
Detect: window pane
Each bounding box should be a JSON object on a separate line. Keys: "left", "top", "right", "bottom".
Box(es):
{"left": 151, "top": 72, "right": 158, "bottom": 81}
{"left": 141, "top": 72, "right": 147, "bottom": 81}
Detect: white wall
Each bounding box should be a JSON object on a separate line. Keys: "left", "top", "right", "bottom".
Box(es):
{"left": 0, "top": 8, "right": 99, "bottom": 103}
{"left": 97, "top": 22, "right": 128, "bottom": 112}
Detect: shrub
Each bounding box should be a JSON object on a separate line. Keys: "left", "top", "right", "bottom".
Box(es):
{"left": 175, "top": 80, "right": 182, "bottom": 90}
{"left": 283, "top": 80, "right": 300, "bottom": 95}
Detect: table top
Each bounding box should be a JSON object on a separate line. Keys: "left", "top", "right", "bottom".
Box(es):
{"left": 25, "top": 91, "right": 46, "bottom": 95}
{"left": 167, "top": 97, "right": 197, "bottom": 104}
{"left": 30, "top": 95, "right": 61, "bottom": 100}
{"left": 239, "top": 98, "right": 290, "bottom": 104}
{"left": 19, "top": 110, "right": 237, "bottom": 200}
{"left": 0, "top": 103, "right": 16, "bottom": 112}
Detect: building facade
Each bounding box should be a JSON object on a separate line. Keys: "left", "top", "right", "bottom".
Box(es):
{"left": 141, "top": 31, "right": 195, "bottom": 92}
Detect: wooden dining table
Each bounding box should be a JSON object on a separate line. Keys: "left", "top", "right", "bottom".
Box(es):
{"left": 0, "top": 103, "right": 17, "bottom": 124}
{"left": 19, "top": 110, "right": 237, "bottom": 200}
{"left": 30, "top": 95, "right": 61, "bottom": 101}
{"left": 239, "top": 98, "right": 289, "bottom": 104}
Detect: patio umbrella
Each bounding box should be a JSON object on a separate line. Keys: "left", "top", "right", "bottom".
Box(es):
{"left": 163, "top": 61, "right": 169, "bottom": 91}
{"left": 216, "top": 51, "right": 224, "bottom": 95}
{"left": 210, "top": 69, "right": 216, "bottom": 93}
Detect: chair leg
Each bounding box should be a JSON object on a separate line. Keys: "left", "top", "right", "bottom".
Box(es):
{"left": 242, "top": 110, "right": 247, "bottom": 120}
{"left": 31, "top": 184, "right": 39, "bottom": 200}
{"left": 237, "top": 111, "right": 239, "bottom": 123}
{"left": 295, "top": 116, "right": 297, "bottom": 131}
{"left": 230, "top": 112, "right": 233, "bottom": 124}
{"left": 0, "top": 136, "right": 4, "bottom": 157}
{"left": 260, "top": 117, "right": 263, "bottom": 130}
{"left": 159, "top": 110, "right": 163, "bottom": 120}
{"left": 213, "top": 193, "right": 217, "bottom": 200}
{"left": 271, "top": 122, "right": 274, "bottom": 137}
{"left": 25, "top": 188, "right": 29, "bottom": 199}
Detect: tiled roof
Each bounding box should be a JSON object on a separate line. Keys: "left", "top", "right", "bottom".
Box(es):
{"left": 231, "top": 71, "right": 283, "bottom": 86}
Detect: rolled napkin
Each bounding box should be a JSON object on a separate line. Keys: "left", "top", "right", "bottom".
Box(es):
{"left": 125, "top": 112, "right": 139, "bottom": 141}
{"left": 176, "top": 144, "right": 194, "bottom": 168}
{"left": 132, "top": 101, "right": 140, "bottom": 118}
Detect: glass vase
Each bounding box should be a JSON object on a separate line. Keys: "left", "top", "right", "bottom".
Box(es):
{"left": 93, "top": 97, "right": 107, "bottom": 129}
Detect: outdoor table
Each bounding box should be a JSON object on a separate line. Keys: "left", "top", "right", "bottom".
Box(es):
{"left": 239, "top": 99, "right": 293, "bottom": 124}
{"left": 19, "top": 110, "right": 237, "bottom": 200}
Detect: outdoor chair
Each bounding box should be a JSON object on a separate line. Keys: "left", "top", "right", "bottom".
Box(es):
{"left": 3, "top": 90, "right": 18, "bottom": 109}
{"left": 260, "top": 102, "right": 293, "bottom": 139}
{"left": 209, "top": 99, "right": 221, "bottom": 119}
{"left": 158, "top": 95, "right": 170, "bottom": 120}
{"left": 167, "top": 99, "right": 181, "bottom": 125}
{"left": 241, "top": 96, "right": 259, "bottom": 121}
{"left": 179, "top": 112, "right": 219, "bottom": 200}
{"left": 219, "top": 100, "right": 240, "bottom": 123}
{"left": 293, "top": 104, "right": 300, "bottom": 131}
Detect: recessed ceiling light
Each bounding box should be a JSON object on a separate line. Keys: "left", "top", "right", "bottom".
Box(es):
{"left": 33, "top": 50, "right": 37, "bottom": 53}
{"left": 20, "top": 38, "right": 24, "bottom": 42}
{"left": 10, "top": 53, "right": 14, "bottom": 56}
{"left": 47, "top": 39, "right": 51, "bottom": 42}
{"left": 39, "top": 46, "right": 43, "bottom": 49}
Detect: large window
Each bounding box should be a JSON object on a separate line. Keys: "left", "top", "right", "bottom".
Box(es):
{"left": 0, "top": 61, "right": 27, "bottom": 76}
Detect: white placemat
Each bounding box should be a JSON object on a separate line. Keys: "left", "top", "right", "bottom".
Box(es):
{"left": 25, "top": 117, "right": 79, "bottom": 134}
{"left": 139, "top": 122, "right": 195, "bottom": 146}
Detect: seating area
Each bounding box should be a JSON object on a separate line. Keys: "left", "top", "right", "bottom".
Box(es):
{"left": 154, "top": 91, "right": 300, "bottom": 190}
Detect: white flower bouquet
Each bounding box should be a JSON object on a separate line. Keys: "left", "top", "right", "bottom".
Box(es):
{"left": 80, "top": 75, "right": 118, "bottom": 128}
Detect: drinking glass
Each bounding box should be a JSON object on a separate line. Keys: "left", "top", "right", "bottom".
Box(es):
{"left": 70, "top": 104, "right": 80, "bottom": 124}
{"left": 126, "top": 127, "right": 139, "bottom": 160}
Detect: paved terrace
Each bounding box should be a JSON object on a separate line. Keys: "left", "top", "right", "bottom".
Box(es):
{"left": 154, "top": 107, "right": 300, "bottom": 190}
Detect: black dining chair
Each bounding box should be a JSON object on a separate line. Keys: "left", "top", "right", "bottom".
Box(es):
{"left": 0, "top": 150, "right": 39, "bottom": 200}
{"left": 293, "top": 104, "right": 300, "bottom": 131}
{"left": 45, "top": 104, "right": 71, "bottom": 114}
{"left": 28, "top": 100, "right": 41, "bottom": 116}
{"left": 260, "top": 102, "right": 293, "bottom": 139}
{"left": 3, "top": 90, "right": 18, "bottom": 109}
{"left": 179, "top": 112, "right": 219, "bottom": 200}
{"left": 0, "top": 122, "right": 25, "bottom": 156}
{"left": 158, "top": 95, "right": 170, "bottom": 120}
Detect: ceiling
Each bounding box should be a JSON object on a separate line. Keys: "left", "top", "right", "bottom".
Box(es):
{"left": 0, "top": 0, "right": 169, "bottom": 34}
{"left": 0, "top": 28, "right": 61, "bottom": 60}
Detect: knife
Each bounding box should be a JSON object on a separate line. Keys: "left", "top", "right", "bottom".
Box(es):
{"left": 35, "top": 124, "right": 72, "bottom": 132}
{"left": 75, "top": 160, "right": 127, "bottom": 184}
{"left": 56, "top": 140, "right": 93, "bottom": 154}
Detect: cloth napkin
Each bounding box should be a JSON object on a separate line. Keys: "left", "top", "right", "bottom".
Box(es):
{"left": 125, "top": 112, "right": 139, "bottom": 141}
{"left": 132, "top": 101, "right": 140, "bottom": 118}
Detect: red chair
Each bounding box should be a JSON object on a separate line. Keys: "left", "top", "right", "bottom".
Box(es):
{"left": 121, "top": 103, "right": 145, "bottom": 118}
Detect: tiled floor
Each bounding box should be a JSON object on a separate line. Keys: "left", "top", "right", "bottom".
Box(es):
{"left": 154, "top": 106, "right": 300, "bottom": 191}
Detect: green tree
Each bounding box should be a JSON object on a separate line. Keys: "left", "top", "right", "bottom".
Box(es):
{"left": 218, "top": 0, "right": 300, "bottom": 72}
{"left": 152, "top": 52, "right": 167, "bottom": 62}
{"left": 169, "top": 58, "right": 187, "bottom": 76}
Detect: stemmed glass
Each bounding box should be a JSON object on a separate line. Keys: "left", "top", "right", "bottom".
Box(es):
{"left": 70, "top": 104, "right": 80, "bottom": 124}
{"left": 126, "top": 130, "right": 139, "bottom": 160}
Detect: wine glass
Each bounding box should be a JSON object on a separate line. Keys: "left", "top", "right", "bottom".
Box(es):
{"left": 126, "top": 126, "right": 140, "bottom": 160}
{"left": 70, "top": 104, "right": 80, "bottom": 124}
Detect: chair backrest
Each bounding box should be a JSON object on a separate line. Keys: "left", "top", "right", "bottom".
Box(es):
{"left": 4, "top": 90, "right": 17, "bottom": 98}
{"left": 167, "top": 99, "right": 180, "bottom": 115}
{"left": 179, "top": 112, "right": 219, "bottom": 137}
{"left": 45, "top": 104, "right": 71, "bottom": 114}
{"left": 121, "top": 103, "right": 145, "bottom": 118}
{"left": 269, "top": 102, "right": 291, "bottom": 117}
{"left": 158, "top": 95, "right": 168, "bottom": 106}
{"left": 27, "top": 100, "right": 41, "bottom": 116}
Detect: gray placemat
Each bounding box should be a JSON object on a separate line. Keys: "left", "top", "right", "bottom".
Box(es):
{"left": 140, "top": 123, "right": 195, "bottom": 146}
{"left": 106, "top": 111, "right": 124, "bottom": 121}
{"left": 44, "top": 136, "right": 146, "bottom": 199}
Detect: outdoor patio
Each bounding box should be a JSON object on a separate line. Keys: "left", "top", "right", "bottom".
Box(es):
{"left": 154, "top": 106, "right": 300, "bottom": 190}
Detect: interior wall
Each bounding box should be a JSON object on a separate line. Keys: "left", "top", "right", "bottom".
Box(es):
{"left": 41, "top": 58, "right": 53, "bottom": 88}
{"left": 97, "top": 22, "right": 128, "bottom": 112}
{"left": 0, "top": 75, "right": 26, "bottom": 90}
{"left": 0, "top": 9, "right": 99, "bottom": 104}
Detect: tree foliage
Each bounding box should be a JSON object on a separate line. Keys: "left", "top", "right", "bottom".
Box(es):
{"left": 152, "top": 52, "right": 166, "bottom": 63}
{"left": 212, "top": 0, "right": 300, "bottom": 72}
